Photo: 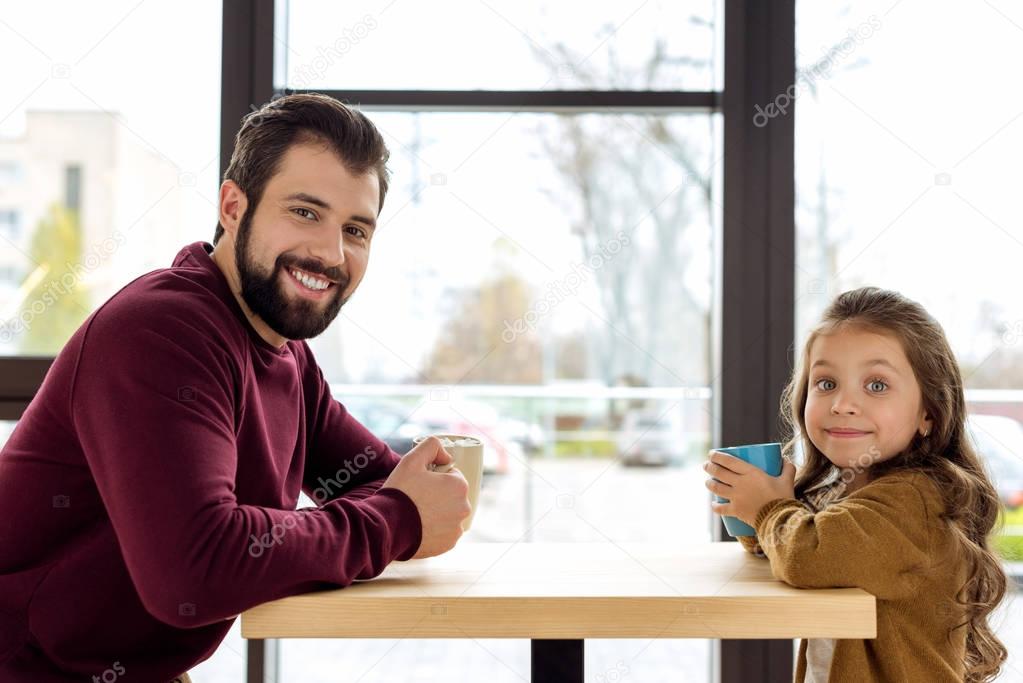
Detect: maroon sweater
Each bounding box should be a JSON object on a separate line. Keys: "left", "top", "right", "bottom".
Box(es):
{"left": 0, "top": 241, "right": 422, "bottom": 681}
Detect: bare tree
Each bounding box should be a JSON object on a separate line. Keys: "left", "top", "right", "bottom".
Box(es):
{"left": 528, "top": 28, "right": 715, "bottom": 390}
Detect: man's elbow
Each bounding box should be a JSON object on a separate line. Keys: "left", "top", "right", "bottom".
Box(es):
{"left": 137, "top": 573, "right": 242, "bottom": 628}
{"left": 137, "top": 579, "right": 212, "bottom": 628}
{"left": 129, "top": 542, "right": 236, "bottom": 627}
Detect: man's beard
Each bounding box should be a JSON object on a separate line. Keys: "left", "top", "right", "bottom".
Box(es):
{"left": 233, "top": 209, "right": 350, "bottom": 341}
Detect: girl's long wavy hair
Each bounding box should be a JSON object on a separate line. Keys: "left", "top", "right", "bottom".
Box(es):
{"left": 781, "top": 287, "right": 1007, "bottom": 681}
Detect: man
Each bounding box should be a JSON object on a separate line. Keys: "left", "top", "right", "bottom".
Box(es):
{"left": 0, "top": 93, "right": 470, "bottom": 681}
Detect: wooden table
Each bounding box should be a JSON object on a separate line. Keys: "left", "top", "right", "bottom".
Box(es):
{"left": 241, "top": 542, "right": 875, "bottom": 682}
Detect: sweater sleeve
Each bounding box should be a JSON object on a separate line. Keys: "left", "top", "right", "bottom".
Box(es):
{"left": 753, "top": 473, "right": 936, "bottom": 601}
{"left": 737, "top": 535, "right": 766, "bottom": 557}
{"left": 339, "top": 479, "right": 388, "bottom": 501}
{"left": 297, "top": 341, "right": 405, "bottom": 505}
{"left": 70, "top": 306, "right": 422, "bottom": 629}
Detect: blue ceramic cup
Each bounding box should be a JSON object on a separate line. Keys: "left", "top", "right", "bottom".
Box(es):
{"left": 712, "top": 442, "right": 783, "bottom": 537}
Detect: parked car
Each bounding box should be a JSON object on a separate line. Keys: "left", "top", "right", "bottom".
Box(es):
{"left": 497, "top": 417, "right": 544, "bottom": 455}
{"left": 338, "top": 396, "right": 519, "bottom": 475}
{"left": 339, "top": 397, "right": 427, "bottom": 457}
{"left": 412, "top": 399, "right": 513, "bottom": 475}
{"left": 967, "top": 414, "right": 1023, "bottom": 509}
{"left": 617, "top": 409, "right": 685, "bottom": 467}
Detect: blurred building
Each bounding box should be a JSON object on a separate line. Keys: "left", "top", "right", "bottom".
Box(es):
{"left": 0, "top": 110, "right": 182, "bottom": 353}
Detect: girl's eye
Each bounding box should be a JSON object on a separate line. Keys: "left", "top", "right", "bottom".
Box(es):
{"left": 814, "top": 379, "right": 836, "bottom": 391}
{"left": 867, "top": 379, "right": 888, "bottom": 393}
{"left": 292, "top": 207, "right": 316, "bottom": 220}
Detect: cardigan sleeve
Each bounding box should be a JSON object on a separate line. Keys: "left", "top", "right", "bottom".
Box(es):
{"left": 753, "top": 472, "right": 939, "bottom": 600}
{"left": 737, "top": 535, "right": 766, "bottom": 557}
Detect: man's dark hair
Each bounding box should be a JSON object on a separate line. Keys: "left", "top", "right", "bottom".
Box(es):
{"left": 213, "top": 93, "right": 390, "bottom": 246}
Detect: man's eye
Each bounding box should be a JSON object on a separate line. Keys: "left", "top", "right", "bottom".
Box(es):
{"left": 867, "top": 379, "right": 888, "bottom": 393}
{"left": 345, "top": 226, "right": 367, "bottom": 239}
{"left": 814, "top": 379, "right": 836, "bottom": 391}
{"left": 292, "top": 207, "right": 316, "bottom": 220}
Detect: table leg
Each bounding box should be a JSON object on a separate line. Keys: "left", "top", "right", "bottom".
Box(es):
{"left": 246, "top": 638, "right": 278, "bottom": 683}
{"left": 531, "top": 639, "right": 584, "bottom": 683}
{"left": 720, "top": 640, "right": 793, "bottom": 683}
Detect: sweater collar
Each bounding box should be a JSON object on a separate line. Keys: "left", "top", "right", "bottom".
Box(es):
{"left": 174, "top": 241, "right": 292, "bottom": 357}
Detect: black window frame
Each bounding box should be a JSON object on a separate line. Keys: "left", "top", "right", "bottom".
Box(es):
{"left": 0, "top": 1, "right": 795, "bottom": 680}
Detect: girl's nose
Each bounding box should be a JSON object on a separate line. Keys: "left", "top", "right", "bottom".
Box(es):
{"left": 830, "top": 394, "right": 859, "bottom": 415}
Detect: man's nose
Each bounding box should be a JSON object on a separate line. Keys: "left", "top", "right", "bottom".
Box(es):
{"left": 308, "top": 234, "right": 345, "bottom": 272}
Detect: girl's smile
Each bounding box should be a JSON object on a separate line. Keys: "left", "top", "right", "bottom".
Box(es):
{"left": 824, "top": 428, "right": 872, "bottom": 439}
{"left": 804, "top": 325, "right": 932, "bottom": 478}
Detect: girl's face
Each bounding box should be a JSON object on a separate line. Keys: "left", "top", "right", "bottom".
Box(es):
{"left": 804, "top": 325, "right": 932, "bottom": 474}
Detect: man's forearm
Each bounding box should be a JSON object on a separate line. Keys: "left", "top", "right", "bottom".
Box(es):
{"left": 338, "top": 477, "right": 388, "bottom": 502}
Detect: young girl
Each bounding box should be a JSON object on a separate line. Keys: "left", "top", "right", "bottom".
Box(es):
{"left": 705, "top": 287, "right": 1008, "bottom": 682}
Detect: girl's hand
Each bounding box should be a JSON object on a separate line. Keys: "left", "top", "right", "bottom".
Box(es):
{"left": 704, "top": 451, "right": 797, "bottom": 527}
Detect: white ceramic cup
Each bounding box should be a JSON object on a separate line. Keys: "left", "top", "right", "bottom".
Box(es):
{"left": 413, "top": 434, "right": 483, "bottom": 532}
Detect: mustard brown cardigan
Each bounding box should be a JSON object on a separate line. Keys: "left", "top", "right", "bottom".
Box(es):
{"left": 739, "top": 471, "right": 968, "bottom": 682}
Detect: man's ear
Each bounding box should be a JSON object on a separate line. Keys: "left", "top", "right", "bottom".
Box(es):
{"left": 219, "top": 180, "right": 248, "bottom": 240}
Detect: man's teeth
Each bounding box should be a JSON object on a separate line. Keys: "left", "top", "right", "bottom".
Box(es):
{"left": 290, "top": 268, "right": 330, "bottom": 291}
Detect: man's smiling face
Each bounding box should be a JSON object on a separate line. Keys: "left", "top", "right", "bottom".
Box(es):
{"left": 224, "top": 139, "right": 380, "bottom": 344}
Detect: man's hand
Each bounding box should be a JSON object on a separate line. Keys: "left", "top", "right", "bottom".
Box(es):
{"left": 704, "top": 451, "right": 796, "bottom": 527}
{"left": 381, "top": 436, "right": 470, "bottom": 559}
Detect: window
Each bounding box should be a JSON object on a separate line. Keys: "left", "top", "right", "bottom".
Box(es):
{"left": 1, "top": 1, "right": 799, "bottom": 680}
{"left": 281, "top": 0, "right": 720, "bottom": 91}
{"left": 0, "top": 421, "right": 16, "bottom": 449}
{"left": 0, "top": 1, "right": 222, "bottom": 356}
{"left": 0, "top": 1, "right": 234, "bottom": 677}
{"left": 279, "top": 1, "right": 723, "bottom": 680}
{"left": 0, "top": 210, "right": 19, "bottom": 241}
{"left": 64, "top": 164, "right": 81, "bottom": 212}
{"left": 0, "top": 265, "right": 21, "bottom": 284}
{"left": 0, "top": 162, "right": 22, "bottom": 185}
{"left": 795, "top": 0, "right": 1023, "bottom": 674}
